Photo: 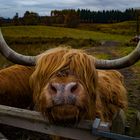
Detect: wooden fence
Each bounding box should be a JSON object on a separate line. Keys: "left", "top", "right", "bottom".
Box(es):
{"left": 0, "top": 105, "right": 99, "bottom": 140}
{"left": 0, "top": 104, "right": 140, "bottom": 140}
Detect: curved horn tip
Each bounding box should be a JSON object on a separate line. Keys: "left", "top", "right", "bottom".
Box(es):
{"left": 95, "top": 40, "right": 140, "bottom": 69}
{"left": 0, "top": 28, "right": 36, "bottom": 66}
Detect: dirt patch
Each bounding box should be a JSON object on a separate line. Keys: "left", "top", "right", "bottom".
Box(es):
{"left": 100, "top": 40, "right": 121, "bottom": 47}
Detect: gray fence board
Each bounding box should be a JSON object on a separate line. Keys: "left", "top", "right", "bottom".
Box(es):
{"left": 0, "top": 105, "right": 98, "bottom": 140}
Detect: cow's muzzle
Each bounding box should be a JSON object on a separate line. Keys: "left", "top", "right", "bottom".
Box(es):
{"left": 49, "top": 82, "right": 78, "bottom": 105}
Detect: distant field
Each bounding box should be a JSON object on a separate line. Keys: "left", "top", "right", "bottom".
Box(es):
{"left": 78, "top": 21, "right": 137, "bottom": 36}
{"left": 1, "top": 25, "right": 132, "bottom": 42}
{"left": 0, "top": 24, "right": 136, "bottom": 67}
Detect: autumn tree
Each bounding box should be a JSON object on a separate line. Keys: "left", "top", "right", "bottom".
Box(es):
{"left": 64, "top": 10, "right": 80, "bottom": 28}
{"left": 13, "top": 13, "right": 20, "bottom": 25}
{"left": 23, "top": 11, "right": 39, "bottom": 25}
{"left": 135, "top": 9, "right": 140, "bottom": 35}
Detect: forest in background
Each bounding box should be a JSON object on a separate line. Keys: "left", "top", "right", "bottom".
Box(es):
{"left": 0, "top": 8, "right": 139, "bottom": 28}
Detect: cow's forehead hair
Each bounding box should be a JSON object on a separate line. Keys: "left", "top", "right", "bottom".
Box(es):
{"left": 35, "top": 47, "right": 96, "bottom": 80}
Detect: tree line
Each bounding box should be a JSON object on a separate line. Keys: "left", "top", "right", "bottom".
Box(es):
{"left": 77, "top": 8, "right": 136, "bottom": 23}
{"left": 0, "top": 8, "right": 139, "bottom": 27}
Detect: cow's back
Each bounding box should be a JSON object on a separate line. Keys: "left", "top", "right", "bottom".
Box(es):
{"left": 0, "top": 65, "right": 34, "bottom": 108}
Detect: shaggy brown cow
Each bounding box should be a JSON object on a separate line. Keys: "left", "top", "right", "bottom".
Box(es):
{"left": 0, "top": 30, "right": 140, "bottom": 139}
{"left": 29, "top": 47, "right": 127, "bottom": 123}
{"left": 0, "top": 46, "right": 128, "bottom": 122}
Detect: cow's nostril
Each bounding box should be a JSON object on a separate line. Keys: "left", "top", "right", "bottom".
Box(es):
{"left": 71, "top": 84, "right": 78, "bottom": 93}
{"left": 50, "top": 84, "right": 57, "bottom": 93}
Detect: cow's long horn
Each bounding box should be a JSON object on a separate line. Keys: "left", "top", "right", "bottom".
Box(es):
{"left": 0, "top": 30, "right": 36, "bottom": 66}
{"left": 95, "top": 41, "right": 140, "bottom": 69}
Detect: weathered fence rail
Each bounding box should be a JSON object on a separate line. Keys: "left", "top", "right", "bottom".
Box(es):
{"left": 0, "top": 104, "right": 140, "bottom": 140}
{"left": 0, "top": 105, "right": 98, "bottom": 140}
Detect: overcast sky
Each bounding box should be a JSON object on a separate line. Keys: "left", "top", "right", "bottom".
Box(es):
{"left": 0, "top": 0, "right": 140, "bottom": 18}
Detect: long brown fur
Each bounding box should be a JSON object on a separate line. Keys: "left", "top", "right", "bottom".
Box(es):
{"left": 96, "top": 70, "right": 127, "bottom": 121}
{"left": 0, "top": 65, "right": 34, "bottom": 108}
{"left": 29, "top": 47, "right": 127, "bottom": 121}
{"left": 29, "top": 47, "right": 98, "bottom": 120}
{"left": 0, "top": 47, "right": 128, "bottom": 140}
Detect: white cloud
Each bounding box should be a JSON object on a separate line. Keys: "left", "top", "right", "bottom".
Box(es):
{"left": 17, "top": 1, "right": 39, "bottom": 6}
{"left": 0, "top": 0, "right": 140, "bottom": 18}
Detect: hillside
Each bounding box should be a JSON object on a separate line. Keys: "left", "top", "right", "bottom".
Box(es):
{"left": 1, "top": 25, "right": 132, "bottom": 42}
{"left": 78, "top": 21, "right": 138, "bottom": 36}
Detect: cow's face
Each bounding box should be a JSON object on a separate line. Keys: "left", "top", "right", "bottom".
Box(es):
{"left": 38, "top": 69, "right": 89, "bottom": 123}
{"left": 30, "top": 48, "right": 98, "bottom": 124}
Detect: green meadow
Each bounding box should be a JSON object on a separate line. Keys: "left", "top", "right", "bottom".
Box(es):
{"left": 1, "top": 25, "right": 132, "bottom": 42}
{"left": 78, "top": 21, "right": 137, "bottom": 36}
{"left": 0, "top": 23, "right": 133, "bottom": 67}
{"left": 0, "top": 22, "right": 137, "bottom": 67}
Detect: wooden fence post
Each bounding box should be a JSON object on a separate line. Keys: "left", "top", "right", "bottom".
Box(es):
{"left": 0, "top": 132, "right": 8, "bottom": 140}
{"left": 132, "top": 111, "right": 140, "bottom": 137}
{"left": 111, "top": 109, "right": 126, "bottom": 134}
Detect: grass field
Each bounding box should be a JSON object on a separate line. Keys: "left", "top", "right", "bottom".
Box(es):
{"left": 78, "top": 21, "right": 137, "bottom": 36}
{"left": 1, "top": 25, "right": 132, "bottom": 43}
{"left": 0, "top": 23, "right": 137, "bottom": 67}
